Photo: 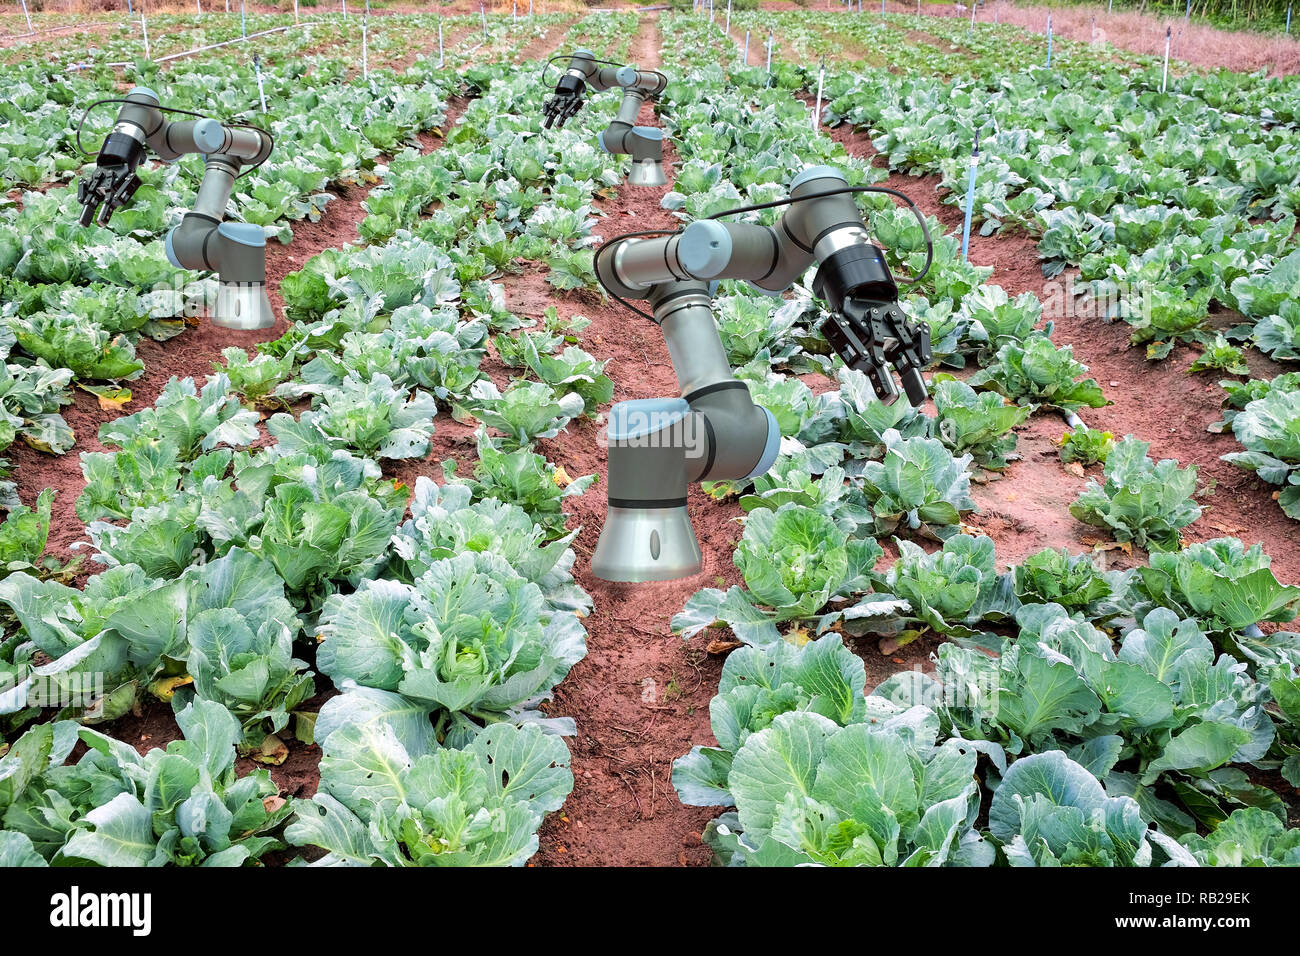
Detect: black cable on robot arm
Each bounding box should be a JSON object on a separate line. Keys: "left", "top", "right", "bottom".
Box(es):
{"left": 74, "top": 98, "right": 275, "bottom": 181}
{"left": 539, "top": 55, "right": 668, "bottom": 89}
{"left": 594, "top": 183, "right": 934, "bottom": 323}
{"left": 703, "top": 184, "right": 934, "bottom": 286}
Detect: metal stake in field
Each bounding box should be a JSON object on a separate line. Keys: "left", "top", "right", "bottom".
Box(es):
{"left": 438, "top": 18, "right": 444, "bottom": 66}
{"left": 362, "top": 14, "right": 369, "bottom": 78}
{"left": 1160, "top": 25, "right": 1170, "bottom": 92}
{"left": 20, "top": 0, "right": 33, "bottom": 34}
{"left": 743, "top": 28, "right": 749, "bottom": 65}
{"left": 481, "top": 3, "right": 488, "bottom": 40}
{"left": 225, "top": 0, "right": 229, "bottom": 11}
{"left": 294, "top": 0, "right": 299, "bottom": 23}
{"left": 241, "top": 0, "right": 247, "bottom": 37}
{"left": 1045, "top": 12, "right": 1053, "bottom": 67}
{"left": 254, "top": 53, "right": 268, "bottom": 113}
{"left": 196, "top": 0, "right": 201, "bottom": 14}
{"left": 881, "top": 0, "right": 885, "bottom": 14}
{"left": 141, "top": 12, "right": 150, "bottom": 59}
{"left": 916, "top": 0, "right": 920, "bottom": 15}
{"left": 765, "top": 29, "right": 773, "bottom": 84}
{"left": 127, "top": 0, "right": 133, "bottom": 17}
{"left": 961, "top": 138, "right": 979, "bottom": 262}
{"left": 1108, "top": 0, "right": 1113, "bottom": 13}
{"left": 1090, "top": 15, "right": 1095, "bottom": 42}
{"left": 1184, "top": 0, "right": 1191, "bottom": 21}
{"left": 725, "top": 0, "right": 731, "bottom": 36}
{"left": 342, "top": 0, "right": 347, "bottom": 19}
{"left": 970, "top": 0, "right": 976, "bottom": 31}
{"left": 811, "top": 57, "right": 825, "bottom": 130}
{"left": 513, "top": 0, "right": 517, "bottom": 22}
{"left": 1289, "top": 4, "right": 1294, "bottom": 34}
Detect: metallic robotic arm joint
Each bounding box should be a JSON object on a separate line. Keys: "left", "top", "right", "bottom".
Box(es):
{"left": 542, "top": 51, "right": 670, "bottom": 187}
{"left": 589, "top": 166, "right": 934, "bottom": 582}
{"left": 76, "top": 87, "right": 275, "bottom": 330}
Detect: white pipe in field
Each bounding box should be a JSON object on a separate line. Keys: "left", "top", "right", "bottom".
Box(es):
{"left": 812, "top": 59, "right": 824, "bottom": 130}
{"left": 254, "top": 54, "right": 268, "bottom": 112}
{"left": 1161, "top": 25, "right": 1170, "bottom": 92}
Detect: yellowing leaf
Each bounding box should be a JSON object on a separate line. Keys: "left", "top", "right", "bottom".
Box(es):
{"left": 148, "top": 674, "right": 193, "bottom": 701}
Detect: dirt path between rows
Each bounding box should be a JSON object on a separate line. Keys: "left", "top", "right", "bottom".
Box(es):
{"left": 524, "top": 10, "right": 731, "bottom": 869}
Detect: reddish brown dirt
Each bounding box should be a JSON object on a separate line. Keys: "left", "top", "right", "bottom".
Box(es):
{"left": 980, "top": 1, "right": 1300, "bottom": 76}
{"left": 520, "top": 10, "right": 735, "bottom": 868}
{"left": 753, "top": 0, "right": 1300, "bottom": 76}
{"left": 822, "top": 118, "right": 1300, "bottom": 584}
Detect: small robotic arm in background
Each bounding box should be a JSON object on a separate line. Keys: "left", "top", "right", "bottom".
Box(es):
{"left": 543, "top": 50, "right": 670, "bottom": 187}
{"left": 76, "top": 87, "right": 277, "bottom": 330}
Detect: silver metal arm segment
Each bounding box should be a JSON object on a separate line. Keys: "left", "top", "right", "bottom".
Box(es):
{"left": 589, "top": 165, "right": 933, "bottom": 583}
{"left": 599, "top": 165, "right": 932, "bottom": 405}
{"left": 542, "top": 50, "right": 670, "bottom": 187}
{"left": 76, "top": 87, "right": 275, "bottom": 330}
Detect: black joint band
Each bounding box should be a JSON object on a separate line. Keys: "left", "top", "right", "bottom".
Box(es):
{"left": 758, "top": 227, "right": 781, "bottom": 282}
{"left": 609, "top": 497, "right": 688, "bottom": 510}
{"left": 700, "top": 414, "right": 717, "bottom": 479}
{"left": 683, "top": 380, "right": 748, "bottom": 404}
{"left": 783, "top": 218, "right": 813, "bottom": 255}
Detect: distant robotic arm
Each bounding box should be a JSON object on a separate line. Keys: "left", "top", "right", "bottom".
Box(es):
{"left": 542, "top": 50, "right": 670, "bottom": 187}
{"left": 76, "top": 87, "right": 276, "bottom": 330}
{"left": 589, "top": 165, "right": 933, "bottom": 582}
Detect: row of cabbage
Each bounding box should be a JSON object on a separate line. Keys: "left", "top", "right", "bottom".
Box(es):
{"left": 0, "top": 12, "right": 637, "bottom": 866}
{"left": 659, "top": 13, "right": 1300, "bottom": 866}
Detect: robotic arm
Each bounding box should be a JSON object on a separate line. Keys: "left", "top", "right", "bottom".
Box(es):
{"left": 589, "top": 165, "right": 933, "bottom": 582}
{"left": 76, "top": 87, "right": 276, "bottom": 330}
{"left": 542, "top": 50, "right": 670, "bottom": 187}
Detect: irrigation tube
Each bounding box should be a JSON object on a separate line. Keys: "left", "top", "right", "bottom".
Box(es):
{"left": 2, "top": 17, "right": 117, "bottom": 40}
{"left": 254, "top": 53, "right": 268, "bottom": 112}
{"left": 812, "top": 59, "right": 825, "bottom": 131}
{"left": 960, "top": 141, "right": 978, "bottom": 262}
{"left": 103, "top": 22, "right": 313, "bottom": 66}
{"left": 1161, "top": 26, "right": 1171, "bottom": 93}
